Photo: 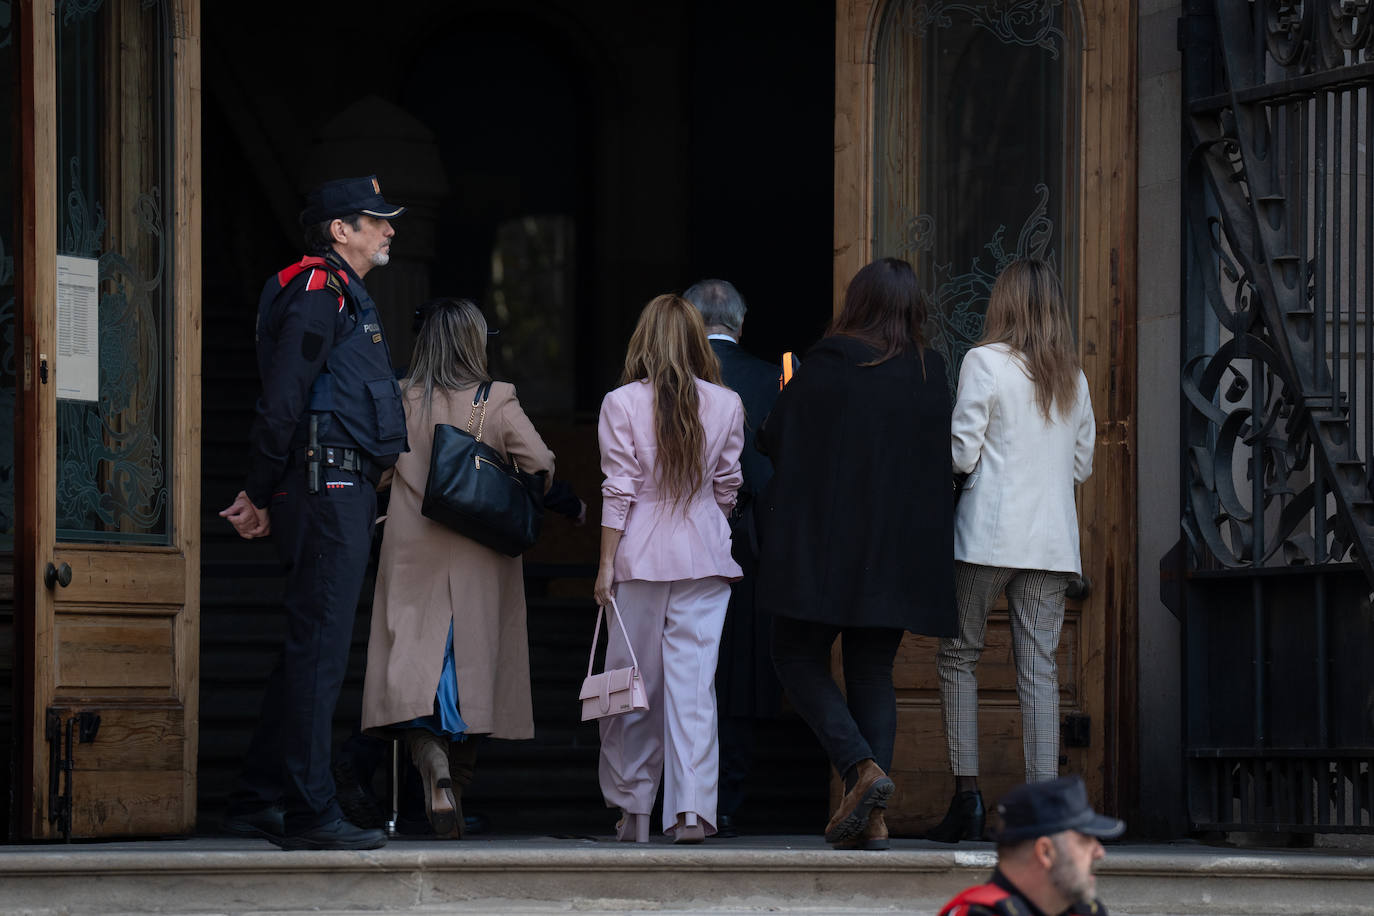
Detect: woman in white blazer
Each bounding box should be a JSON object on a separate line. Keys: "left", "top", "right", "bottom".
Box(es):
{"left": 929, "top": 259, "right": 1096, "bottom": 843}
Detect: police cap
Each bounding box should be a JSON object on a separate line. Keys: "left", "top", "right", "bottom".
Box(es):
{"left": 993, "top": 776, "right": 1125, "bottom": 844}
{"left": 301, "top": 175, "right": 407, "bottom": 224}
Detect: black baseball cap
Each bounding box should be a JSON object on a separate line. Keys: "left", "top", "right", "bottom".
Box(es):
{"left": 300, "top": 175, "right": 406, "bottom": 224}
{"left": 994, "top": 776, "right": 1126, "bottom": 844}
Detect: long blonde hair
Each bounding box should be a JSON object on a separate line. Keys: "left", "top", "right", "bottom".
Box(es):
{"left": 619, "top": 295, "right": 723, "bottom": 511}
{"left": 980, "top": 259, "right": 1079, "bottom": 421}
{"left": 403, "top": 298, "right": 491, "bottom": 422}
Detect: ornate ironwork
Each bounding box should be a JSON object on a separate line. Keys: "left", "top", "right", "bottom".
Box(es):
{"left": 1183, "top": 1, "right": 1374, "bottom": 580}
{"left": 1180, "top": 0, "right": 1374, "bottom": 834}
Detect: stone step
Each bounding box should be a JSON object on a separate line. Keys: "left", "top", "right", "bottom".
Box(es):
{"left": 1, "top": 837, "right": 1372, "bottom": 916}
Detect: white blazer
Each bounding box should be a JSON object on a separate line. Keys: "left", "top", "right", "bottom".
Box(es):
{"left": 951, "top": 343, "right": 1095, "bottom": 574}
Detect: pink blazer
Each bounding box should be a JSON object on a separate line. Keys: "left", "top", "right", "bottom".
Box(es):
{"left": 599, "top": 378, "right": 745, "bottom": 583}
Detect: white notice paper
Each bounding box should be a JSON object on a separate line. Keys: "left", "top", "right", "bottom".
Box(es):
{"left": 56, "top": 255, "right": 99, "bottom": 402}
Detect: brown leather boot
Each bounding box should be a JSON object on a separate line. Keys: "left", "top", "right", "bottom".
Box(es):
{"left": 444, "top": 739, "right": 479, "bottom": 839}
{"left": 824, "top": 759, "right": 894, "bottom": 844}
{"left": 835, "top": 807, "right": 890, "bottom": 850}
{"left": 406, "top": 729, "right": 457, "bottom": 837}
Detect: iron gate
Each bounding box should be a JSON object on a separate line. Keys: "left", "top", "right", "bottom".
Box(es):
{"left": 1179, "top": 0, "right": 1374, "bottom": 832}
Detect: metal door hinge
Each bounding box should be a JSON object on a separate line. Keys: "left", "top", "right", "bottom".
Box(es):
{"left": 45, "top": 709, "right": 101, "bottom": 841}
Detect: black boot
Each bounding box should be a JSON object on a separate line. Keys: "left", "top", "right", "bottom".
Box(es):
{"left": 926, "top": 790, "right": 985, "bottom": 843}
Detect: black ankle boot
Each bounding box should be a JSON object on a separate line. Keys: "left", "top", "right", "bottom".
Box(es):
{"left": 926, "top": 790, "right": 985, "bottom": 843}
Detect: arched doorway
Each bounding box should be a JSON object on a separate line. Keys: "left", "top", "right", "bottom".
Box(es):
{"left": 196, "top": 0, "right": 836, "bottom": 835}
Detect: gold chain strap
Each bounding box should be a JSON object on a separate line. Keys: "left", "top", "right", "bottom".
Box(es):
{"left": 464, "top": 385, "right": 520, "bottom": 472}
{"left": 465, "top": 397, "right": 486, "bottom": 441}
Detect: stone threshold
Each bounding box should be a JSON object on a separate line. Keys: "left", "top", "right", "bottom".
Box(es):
{"left": 0, "top": 836, "right": 1371, "bottom": 915}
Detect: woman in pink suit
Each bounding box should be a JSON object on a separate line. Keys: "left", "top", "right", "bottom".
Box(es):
{"left": 593, "top": 294, "right": 745, "bottom": 844}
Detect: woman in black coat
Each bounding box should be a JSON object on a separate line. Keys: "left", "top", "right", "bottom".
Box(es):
{"left": 756, "top": 257, "right": 956, "bottom": 849}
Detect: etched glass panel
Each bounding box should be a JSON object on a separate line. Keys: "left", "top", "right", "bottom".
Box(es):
{"left": 873, "top": 0, "right": 1079, "bottom": 386}
{"left": 54, "top": 0, "right": 171, "bottom": 544}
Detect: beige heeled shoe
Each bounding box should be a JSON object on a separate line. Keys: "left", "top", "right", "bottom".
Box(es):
{"left": 445, "top": 739, "right": 480, "bottom": 839}
{"left": 406, "top": 729, "right": 457, "bottom": 837}
{"left": 672, "top": 812, "right": 706, "bottom": 845}
{"left": 615, "top": 811, "right": 650, "bottom": 843}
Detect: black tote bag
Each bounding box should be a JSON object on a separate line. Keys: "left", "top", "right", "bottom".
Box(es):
{"left": 420, "top": 382, "right": 546, "bottom": 556}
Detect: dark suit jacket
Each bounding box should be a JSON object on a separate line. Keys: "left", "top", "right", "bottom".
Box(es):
{"left": 710, "top": 337, "right": 784, "bottom": 719}
{"left": 755, "top": 335, "right": 956, "bottom": 635}
{"left": 710, "top": 338, "right": 781, "bottom": 499}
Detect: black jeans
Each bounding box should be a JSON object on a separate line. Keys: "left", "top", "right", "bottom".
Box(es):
{"left": 228, "top": 463, "right": 377, "bottom": 832}
{"left": 770, "top": 616, "right": 904, "bottom": 779}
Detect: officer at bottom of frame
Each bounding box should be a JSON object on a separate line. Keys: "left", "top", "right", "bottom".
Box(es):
{"left": 938, "top": 776, "right": 1123, "bottom": 916}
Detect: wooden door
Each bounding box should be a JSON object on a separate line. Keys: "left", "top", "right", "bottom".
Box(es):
{"left": 833, "top": 0, "right": 1137, "bottom": 831}
{"left": 14, "top": 0, "right": 200, "bottom": 839}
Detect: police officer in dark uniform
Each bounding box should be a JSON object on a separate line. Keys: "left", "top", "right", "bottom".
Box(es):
{"left": 938, "top": 777, "right": 1121, "bottom": 916}
{"left": 220, "top": 175, "right": 409, "bottom": 850}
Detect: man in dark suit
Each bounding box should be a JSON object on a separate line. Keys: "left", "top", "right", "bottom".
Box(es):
{"left": 684, "top": 279, "right": 783, "bottom": 836}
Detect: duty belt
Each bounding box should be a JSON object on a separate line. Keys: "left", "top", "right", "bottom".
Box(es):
{"left": 301, "top": 446, "right": 381, "bottom": 486}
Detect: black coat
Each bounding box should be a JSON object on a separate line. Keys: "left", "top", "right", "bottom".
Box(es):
{"left": 755, "top": 335, "right": 956, "bottom": 635}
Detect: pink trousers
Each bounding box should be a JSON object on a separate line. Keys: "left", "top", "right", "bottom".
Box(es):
{"left": 597, "top": 577, "right": 730, "bottom": 836}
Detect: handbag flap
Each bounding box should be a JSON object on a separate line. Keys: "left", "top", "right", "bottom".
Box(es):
{"left": 579, "top": 667, "right": 637, "bottom": 699}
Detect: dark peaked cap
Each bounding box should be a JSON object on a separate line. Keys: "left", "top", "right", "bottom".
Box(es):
{"left": 994, "top": 776, "right": 1126, "bottom": 844}
{"left": 300, "top": 175, "right": 406, "bottom": 224}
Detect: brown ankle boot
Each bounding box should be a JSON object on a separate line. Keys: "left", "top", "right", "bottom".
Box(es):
{"left": 406, "top": 730, "right": 457, "bottom": 837}
{"left": 835, "top": 807, "right": 890, "bottom": 850}
{"left": 824, "top": 759, "right": 894, "bottom": 844}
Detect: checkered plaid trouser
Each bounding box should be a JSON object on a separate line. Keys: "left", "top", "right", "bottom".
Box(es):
{"left": 936, "top": 561, "right": 1069, "bottom": 783}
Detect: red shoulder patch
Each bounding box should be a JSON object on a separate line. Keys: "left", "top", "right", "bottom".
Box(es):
{"left": 305, "top": 268, "right": 328, "bottom": 292}
{"left": 939, "top": 883, "right": 1011, "bottom": 916}
{"left": 275, "top": 255, "right": 330, "bottom": 290}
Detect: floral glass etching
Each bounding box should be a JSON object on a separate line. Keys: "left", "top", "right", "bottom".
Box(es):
{"left": 54, "top": 0, "right": 171, "bottom": 543}
{"left": 873, "top": 0, "right": 1079, "bottom": 387}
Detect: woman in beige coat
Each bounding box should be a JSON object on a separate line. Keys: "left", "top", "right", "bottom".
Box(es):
{"left": 362, "top": 297, "right": 555, "bottom": 838}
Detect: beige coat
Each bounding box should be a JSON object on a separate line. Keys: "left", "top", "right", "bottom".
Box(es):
{"left": 361, "top": 381, "right": 554, "bottom": 739}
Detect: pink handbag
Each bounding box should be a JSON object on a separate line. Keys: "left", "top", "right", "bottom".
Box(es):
{"left": 580, "top": 596, "right": 650, "bottom": 721}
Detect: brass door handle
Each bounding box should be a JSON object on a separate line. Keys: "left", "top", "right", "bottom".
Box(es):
{"left": 45, "top": 562, "right": 72, "bottom": 589}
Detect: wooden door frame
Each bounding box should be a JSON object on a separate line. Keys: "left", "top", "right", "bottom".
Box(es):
{"left": 833, "top": 0, "right": 1139, "bottom": 818}
{"left": 14, "top": 0, "right": 201, "bottom": 837}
